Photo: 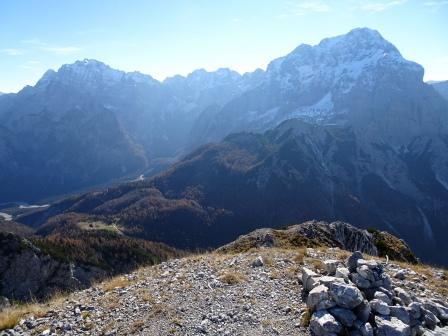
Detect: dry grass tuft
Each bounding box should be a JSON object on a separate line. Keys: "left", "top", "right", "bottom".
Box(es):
{"left": 130, "top": 319, "right": 145, "bottom": 333}
{"left": 105, "top": 295, "right": 120, "bottom": 310}
{"left": 261, "top": 319, "right": 273, "bottom": 327}
{"left": 262, "top": 255, "right": 274, "bottom": 267}
{"left": 171, "top": 318, "right": 183, "bottom": 327}
{"left": 393, "top": 261, "right": 448, "bottom": 297}
{"left": 300, "top": 307, "right": 312, "bottom": 327}
{"left": 102, "top": 276, "right": 132, "bottom": 292}
{"left": 335, "top": 250, "right": 351, "bottom": 260}
{"left": 219, "top": 271, "right": 246, "bottom": 285}
{"left": 149, "top": 303, "right": 168, "bottom": 317}
{"left": 139, "top": 289, "right": 156, "bottom": 303}
{"left": 293, "top": 248, "right": 306, "bottom": 265}
{"left": 0, "top": 304, "right": 45, "bottom": 331}
{"left": 0, "top": 290, "right": 69, "bottom": 331}
{"left": 307, "top": 258, "right": 325, "bottom": 271}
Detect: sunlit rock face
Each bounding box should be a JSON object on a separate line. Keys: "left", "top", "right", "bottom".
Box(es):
{"left": 192, "top": 28, "right": 447, "bottom": 147}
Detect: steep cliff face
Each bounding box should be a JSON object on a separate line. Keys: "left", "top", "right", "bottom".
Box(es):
{"left": 0, "top": 232, "right": 104, "bottom": 301}
{"left": 0, "top": 230, "right": 181, "bottom": 301}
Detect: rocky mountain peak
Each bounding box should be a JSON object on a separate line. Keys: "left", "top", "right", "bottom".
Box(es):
{"left": 35, "top": 59, "right": 158, "bottom": 91}
{"left": 318, "top": 27, "right": 395, "bottom": 53}
{"left": 267, "top": 27, "right": 423, "bottom": 92}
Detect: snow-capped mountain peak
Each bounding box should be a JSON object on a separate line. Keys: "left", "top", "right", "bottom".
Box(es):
{"left": 266, "top": 27, "right": 423, "bottom": 96}
{"left": 190, "top": 27, "right": 446, "bottom": 148}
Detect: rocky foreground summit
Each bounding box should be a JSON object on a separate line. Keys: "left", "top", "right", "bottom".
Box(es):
{"left": 0, "top": 241, "right": 446, "bottom": 335}
{"left": 302, "top": 252, "right": 447, "bottom": 336}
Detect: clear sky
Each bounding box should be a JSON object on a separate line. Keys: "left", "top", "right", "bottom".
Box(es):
{"left": 0, "top": 0, "right": 447, "bottom": 93}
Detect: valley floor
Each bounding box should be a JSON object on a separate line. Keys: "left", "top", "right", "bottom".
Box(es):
{"left": 0, "top": 248, "right": 447, "bottom": 336}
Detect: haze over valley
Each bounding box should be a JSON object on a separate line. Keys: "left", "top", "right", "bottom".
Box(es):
{"left": 1, "top": 2, "right": 448, "bottom": 335}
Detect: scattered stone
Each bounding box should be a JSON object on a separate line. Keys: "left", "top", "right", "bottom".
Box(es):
{"left": 357, "top": 265, "right": 376, "bottom": 282}
{"left": 307, "top": 285, "right": 335, "bottom": 312}
{"left": 423, "top": 326, "right": 448, "bottom": 335}
{"left": 346, "top": 251, "right": 363, "bottom": 272}
{"left": 251, "top": 256, "right": 264, "bottom": 267}
{"left": 389, "top": 305, "right": 410, "bottom": 324}
{"left": 351, "top": 273, "right": 372, "bottom": 289}
{"left": 359, "top": 322, "right": 374, "bottom": 336}
{"left": 310, "top": 309, "right": 342, "bottom": 336}
{"left": 0, "top": 296, "right": 10, "bottom": 312}
{"left": 324, "top": 260, "right": 340, "bottom": 276}
{"left": 422, "top": 308, "right": 440, "bottom": 330}
{"left": 354, "top": 300, "right": 372, "bottom": 323}
{"left": 394, "top": 270, "right": 407, "bottom": 280}
{"left": 375, "top": 315, "right": 411, "bottom": 336}
{"left": 1, "top": 245, "right": 445, "bottom": 336}
{"left": 329, "top": 307, "right": 357, "bottom": 327}
{"left": 370, "top": 299, "right": 391, "bottom": 315}
{"left": 329, "top": 282, "right": 364, "bottom": 309}
{"left": 335, "top": 267, "right": 350, "bottom": 281}
{"left": 374, "top": 291, "right": 393, "bottom": 305}
{"left": 423, "top": 301, "right": 448, "bottom": 323}
{"left": 318, "top": 276, "right": 345, "bottom": 287}
{"left": 409, "top": 302, "right": 422, "bottom": 320}
{"left": 394, "top": 287, "right": 413, "bottom": 306}
{"left": 302, "top": 267, "right": 319, "bottom": 292}
{"left": 357, "top": 259, "right": 379, "bottom": 269}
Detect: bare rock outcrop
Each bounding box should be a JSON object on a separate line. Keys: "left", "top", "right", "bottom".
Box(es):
{"left": 302, "top": 251, "right": 448, "bottom": 336}
{"left": 0, "top": 233, "right": 105, "bottom": 301}
{"left": 218, "top": 221, "right": 417, "bottom": 264}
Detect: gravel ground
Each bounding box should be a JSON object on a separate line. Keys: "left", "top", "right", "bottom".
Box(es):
{"left": 2, "top": 247, "right": 446, "bottom": 336}
{"left": 4, "top": 250, "right": 310, "bottom": 336}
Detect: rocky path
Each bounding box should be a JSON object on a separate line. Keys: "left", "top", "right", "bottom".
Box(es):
{"left": 1, "top": 247, "right": 447, "bottom": 336}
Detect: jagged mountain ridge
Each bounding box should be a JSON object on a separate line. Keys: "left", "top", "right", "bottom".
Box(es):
{"left": 0, "top": 61, "right": 257, "bottom": 202}
{"left": 1, "top": 27, "right": 447, "bottom": 203}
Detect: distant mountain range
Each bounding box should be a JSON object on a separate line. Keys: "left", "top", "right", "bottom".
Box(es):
{"left": 1, "top": 28, "right": 447, "bottom": 203}
{"left": 3, "top": 27, "right": 448, "bottom": 265}
{"left": 0, "top": 61, "right": 262, "bottom": 202}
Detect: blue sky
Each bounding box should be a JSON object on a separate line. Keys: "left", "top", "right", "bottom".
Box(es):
{"left": 0, "top": 0, "right": 447, "bottom": 93}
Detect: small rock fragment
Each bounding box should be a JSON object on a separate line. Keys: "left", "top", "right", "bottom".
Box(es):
{"left": 394, "top": 269, "right": 406, "bottom": 280}
{"left": 329, "top": 282, "right": 364, "bottom": 309}
{"left": 324, "top": 260, "right": 340, "bottom": 276}
{"left": 310, "top": 309, "right": 342, "bottom": 336}
{"left": 375, "top": 315, "right": 411, "bottom": 336}
{"left": 346, "top": 251, "right": 363, "bottom": 272}
{"left": 329, "top": 307, "right": 357, "bottom": 327}
{"left": 251, "top": 256, "right": 264, "bottom": 267}
{"left": 370, "top": 299, "right": 391, "bottom": 315}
